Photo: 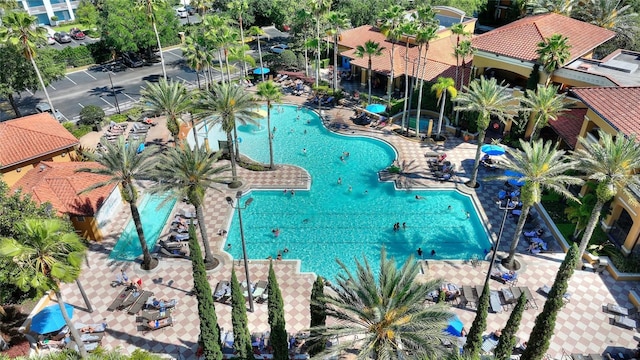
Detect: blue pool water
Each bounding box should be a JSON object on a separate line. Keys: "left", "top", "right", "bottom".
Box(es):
{"left": 197, "top": 105, "right": 490, "bottom": 278}
{"left": 110, "top": 194, "right": 177, "bottom": 260}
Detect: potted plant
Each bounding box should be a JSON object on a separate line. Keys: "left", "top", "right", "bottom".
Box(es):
{"left": 50, "top": 15, "right": 59, "bottom": 26}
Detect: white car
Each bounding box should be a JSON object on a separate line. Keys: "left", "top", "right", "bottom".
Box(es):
{"left": 270, "top": 44, "right": 289, "bottom": 54}
{"left": 175, "top": 6, "right": 188, "bottom": 18}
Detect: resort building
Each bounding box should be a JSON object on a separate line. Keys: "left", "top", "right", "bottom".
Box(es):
{"left": 567, "top": 86, "right": 640, "bottom": 255}
{"left": 334, "top": 6, "right": 477, "bottom": 95}
{"left": 10, "top": 161, "right": 121, "bottom": 241}
{"left": 0, "top": 113, "right": 78, "bottom": 187}
{"left": 17, "top": 0, "right": 77, "bottom": 25}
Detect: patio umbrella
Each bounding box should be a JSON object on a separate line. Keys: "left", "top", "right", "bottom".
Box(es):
{"left": 30, "top": 303, "right": 74, "bottom": 334}
{"left": 445, "top": 315, "right": 464, "bottom": 337}
{"left": 365, "top": 104, "right": 386, "bottom": 114}
{"left": 481, "top": 144, "right": 506, "bottom": 156}
{"left": 505, "top": 170, "right": 525, "bottom": 187}
{"left": 253, "top": 67, "right": 270, "bottom": 75}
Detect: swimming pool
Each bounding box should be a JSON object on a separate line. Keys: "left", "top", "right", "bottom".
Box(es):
{"left": 110, "top": 193, "right": 177, "bottom": 261}
{"left": 195, "top": 105, "right": 490, "bottom": 278}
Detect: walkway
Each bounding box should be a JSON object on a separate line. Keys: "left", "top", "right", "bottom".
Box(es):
{"left": 57, "top": 92, "right": 639, "bottom": 358}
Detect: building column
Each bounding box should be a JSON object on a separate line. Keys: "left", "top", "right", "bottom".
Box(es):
{"left": 43, "top": 0, "right": 55, "bottom": 24}
{"left": 360, "top": 68, "right": 367, "bottom": 86}
{"left": 65, "top": 0, "right": 76, "bottom": 21}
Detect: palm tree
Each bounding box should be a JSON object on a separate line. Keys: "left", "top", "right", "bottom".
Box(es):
{"left": 248, "top": 26, "right": 266, "bottom": 81}
{"left": 311, "top": 249, "right": 454, "bottom": 359}
{"left": 355, "top": 40, "right": 385, "bottom": 103}
{"left": 183, "top": 36, "right": 210, "bottom": 90}
{"left": 325, "top": 11, "right": 350, "bottom": 91}
{"left": 0, "top": 219, "right": 88, "bottom": 358}
{"left": 431, "top": 77, "right": 457, "bottom": 138}
{"left": 529, "top": 0, "right": 578, "bottom": 15}
{"left": 450, "top": 23, "right": 471, "bottom": 90}
{"left": 520, "top": 84, "right": 568, "bottom": 140}
{"left": 570, "top": 131, "right": 640, "bottom": 260}
{"left": 413, "top": 6, "right": 439, "bottom": 138}
{"left": 194, "top": 83, "right": 259, "bottom": 188}
{"left": 151, "top": 146, "right": 229, "bottom": 269}
{"left": 0, "top": 12, "right": 55, "bottom": 115}
{"left": 577, "top": 0, "right": 638, "bottom": 33}
{"left": 202, "top": 14, "right": 234, "bottom": 85}
{"left": 256, "top": 81, "right": 283, "bottom": 170}
{"left": 454, "top": 40, "right": 474, "bottom": 89}
{"left": 310, "top": 0, "right": 332, "bottom": 86}
{"left": 399, "top": 20, "right": 417, "bottom": 132}
{"left": 77, "top": 137, "right": 157, "bottom": 270}
{"left": 536, "top": 33, "right": 571, "bottom": 86}
{"left": 380, "top": 5, "right": 404, "bottom": 106}
{"left": 141, "top": 78, "right": 192, "bottom": 144}
{"left": 137, "top": 0, "right": 167, "bottom": 80}
{"left": 217, "top": 27, "right": 241, "bottom": 82}
{"left": 227, "top": 0, "right": 249, "bottom": 78}
{"left": 227, "top": 43, "right": 256, "bottom": 82}
{"left": 497, "top": 139, "right": 582, "bottom": 268}
{"left": 454, "top": 76, "right": 521, "bottom": 188}
{"left": 294, "top": 8, "right": 314, "bottom": 77}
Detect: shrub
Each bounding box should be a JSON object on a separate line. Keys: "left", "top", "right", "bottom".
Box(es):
{"left": 71, "top": 125, "right": 93, "bottom": 138}
{"left": 108, "top": 114, "right": 128, "bottom": 123}
{"left": 58, "top": 45, "right": 94, "bottom": 67}
{"left": 79, "top": 105, "right": 105, "bottom": 127}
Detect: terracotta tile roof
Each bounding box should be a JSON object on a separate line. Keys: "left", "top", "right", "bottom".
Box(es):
{"left": 11, "top": 162, "right": 116, "bottom": 217}
{"left": 0, "top": 113, "right": 79, "bottom": 169}
{"left": 339, "top": 25, "right": 472, "bottom": 83}
{"left": 570, "top": 87, "right": 640, "bottom": 137}
{"left": 472, "top": 13, "right": 615, "bottom": 62}
{"left": 548, "top": 108, "right": 587, "bottom": 148}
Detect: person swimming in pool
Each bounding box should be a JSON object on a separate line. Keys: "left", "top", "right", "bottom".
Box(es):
{"left": 337, "top": 177, "right": 342, "bottom": 185}
{"left": 415, "top": 195, "right": 425, "bottom": 200}
{"left": 417, "top": 248, "right": 423, "bottom": 257}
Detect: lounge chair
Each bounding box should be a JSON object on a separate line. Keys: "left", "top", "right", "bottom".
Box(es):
{"left": 517, "top": 286, "right": 538, "bottom": 309}
{"left": 214, "top": 281, "right": 231, "bottom": 302}
{"left": 539, "top": 284, "right": 571, "bottom": 302}
{"left": 143, "top": 317, "right": 173, "bottom": 332}
{"left": 253, "top": 280, "right": 268, "bottom": 300}
{"left": 140, "top": 308, "right": 173, "bottom": 322}
{"left": 107, "top": 287, "right": 133, "bottom": 311}
{"left": 481, "top": 333, "right": 500, "bottom": 353}
{"left": 605, "top": 303, "right": 637, "bottom": 316}
{"left": 75, "top": 322, "right": 107, "bottom": 333}
{"left": 489, "top": 291, "right": 503, "bottom": 313}
{"left": 128, "top": 290, "right": 153, "bottom": 315}
{"left": 66, "top": 340, "right": 99, "bottom": 352}
{"left": 613, "top": 315, "right": 637, "bottom": 329}
{"left": 158, "top": 246, "right": 189, "bottom": 259}
{"left": 170, "top": 232, "right": 189, "bottom": 241}
{"left": 462, "top": 285, "right": 478, "bottom": 309}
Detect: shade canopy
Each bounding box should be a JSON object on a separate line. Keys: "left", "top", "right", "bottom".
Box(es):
{"left": 481, "top": 144, "right": 505, "bottom": 156}
{"left": 365, "top": 104, "right": 386, "bottom": 114}
{"left": 30, "top": 303, "right": 74, "bottom": 334}
{"left": 445, "top": 315, "right": 464, "bottom": 337}
{"left": 505, "top": 170, "right": 525, "bottom": 186}
{"left": 253, "top": 67, "right": 270, "bottom": 75}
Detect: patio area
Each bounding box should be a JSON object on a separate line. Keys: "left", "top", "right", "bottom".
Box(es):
{"left": 56, "top": 93, "right": 640, "bottom": 358}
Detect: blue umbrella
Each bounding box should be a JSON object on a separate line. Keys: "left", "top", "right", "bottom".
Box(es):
{"left": 481, "top": 144, "right": 505, "bottom": 156}
{"left": 253, "top": 67, "right": 270, "bottom": 75}
{"left": 505, "top": 170, "right": 525, "bottom": 186}
{"left": 365, "top": 104, "right": 386, "bottom": 114}
{"left": 30, "top": 303, "right": 74, "bottom": 334}
{"left": 445, "top": 315, "right": 464, "bottom": 337}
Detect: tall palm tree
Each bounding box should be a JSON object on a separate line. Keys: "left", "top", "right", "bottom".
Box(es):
{"left": 454, "top": 76, "right": 521, "bottom": 188}
{"left": 450, "top": 23, "right": 471, "bottom": 90}
{"left": 183, "top": 36, "right": 209, "bottom": 90}
{"left": 454, "top": 40, "right": 474, "bottom": 89}
{"left": 151, "top": 146, "right": 229, "bottom": 269}
{"left": 399, "top": 20, "right": 417, "bottom": 132}
{"left": 248, "top": 26, "right": 266, "bottom": 81}
{"left": 578, "top": 0, "right": 638, "bottom": 32}
{"left": 497, "top": 139, "right": 582, "bottom": 268}
{"left": 227, "top": 0, "right": 249, "bottom": 78}
{"left": 311, "top": 249, "right": 454, "bottom": 359}
{"left": 227, "top": 43, "right": 256, "bottom": 78}
{"left": 431, "top": 77, "right": 457, "bottom": 138}
{"left": 217, "top": 27, "right": 241, "bottom": 83}
{"left": 325, "top": 11, "right": 351, "bottom": 91}
{"left": 202, "top": 14, "right": 234, "bottom": 85}
{"left": 77, "top": 138, "right": 156, "bottom": 270}
{"left": 137, "top": 0, "right": 167, "bottom": 80}
{"left": 0, "top": 219, "right": 88, "bottom": 358}
{"left": 413, "top": 6, "right": 439, "bottom": 138}
{"left": 294, "top": 8, "right": 314, "bottom": 77}
{"left": 355, "top": 40, "right": 385, "bottom": 104}
{"left": 521, "top": 84, "right": 568, "bottom": 140}
{"left": 141, "top": 78, "right": 193, "bottom": 144}
{"left": 0, "top": 12, "right": 55, "bottom": 115}
{"left": 310, "top": 0, "right": 332, "bottom": 86}
{"left": 570, "top": 131, "right": 640, "bottom": 260}
{"left": 256, "top": 81, "right": 283, "bottom": 170}
{"left": 529, "top": 0, "right": 578, "bottom": 15}
{"left": 194, "top": 83, "right": 259, "bottom": 188}
{"left": 536, "top": 33, "right": 571, "bottom": 86}
{"left": 380, "top": 5, "right": 404, "bottom": 106}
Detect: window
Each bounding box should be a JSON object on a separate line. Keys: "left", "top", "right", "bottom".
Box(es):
{"left": 76, "top": 216, "right": 85, "bottom": 222}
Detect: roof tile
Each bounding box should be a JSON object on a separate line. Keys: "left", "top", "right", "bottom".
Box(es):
{"left": 570, "top": 87, "right": 640, "bottom": 136}
{"left": 548, "top": 108, "right": 587, "bottom": 148}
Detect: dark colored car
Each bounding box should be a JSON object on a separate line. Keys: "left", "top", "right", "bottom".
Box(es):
{"left": 69, "top": 28, "right": 86, "bottom": 40}
{"left": 122, "top": 52, "right": 144, "bottom": 68}
{"left": 53, "top": 32, "right": 71, "bottom": 43}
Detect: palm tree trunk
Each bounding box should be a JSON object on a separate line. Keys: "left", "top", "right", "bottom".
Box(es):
{"left": 577, "top": 199, "right": 605, "bottom": 261}
{"left": 75, "top": 279, "right": 93, "bottom": 313}
{"left": 217, "top": 50, "right": 226, "bottom": 85}
{"left": 415, "top": 46, "right": 429, "bottom": 138}
{"left": 333, "top": 34, "right": 338, "bottom": 90}
{"left": 267, "top": 101, "right": 274, "bottom": 169}
{"left": 30, "top": 56, "right": 55, "bottom": 117}
{"left": 227, "top": 131, "right": 239, "bottom": 183}
{"left": 388, "top": 42, "right": 395, "bottom": 107}
{"left": 233, "top": 126, "right": 240, "bottom": 161}
{"left": 367, "top": 58, "right": 372, "bottom": 103}
{"left": 257, "top": 36, "right": 265, "bottom": 82}
{"left": 152, "top": 21, "right": 167, "bottom": 80}
{"left": 8, "top": 93, "right": 21, "bottom": 117}
{"left": 304, "top": 34, "right": 309, "bottom": 77}
{"left": 55, "top": 290, "right": 87, "bottom": 358}
{"left": 130, "top": 201, "right": 153, "bottom": 270}
{"left": 238, "top": 15, "right": 246, "bottom": 80}
{"left": 195, "top": 70, "right": 202, "bottom": 89}
{"left": 224, "top": 51, "right": 232, "bottom": 83}
{"left": 195, "top": 204, "right": 215, "bottom": 268}
{"left": 401, "top": 47, "right": 410, "bottom": 131}
{"left": 468, "top": 126, "right": 486, "bottom": 187}
{"left": 436, "top": 93, "right": 446, "bottom": 137}
{"left": 315, "top": 19, "right": 321, "bottom": 87}
{"left": 504, "top": 203, "right": 530, "bottom": 268}
{"left": 191, "top": 114, "right": 200, "bottom": 149}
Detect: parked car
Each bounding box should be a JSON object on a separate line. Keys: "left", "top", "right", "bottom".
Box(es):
{"left": 53, "top": 32, "right": 71, "bottom": 43}
{"left": 35, "top": 102, "right": 64, "bottom": 121}
{"left": 122, "top": 52, "right": 144, "bottom": 68}
{"left": 46, "top": 36, "right": 56, "bottom": 45}
{"left": 69, "top": 28, "right": 86, "bottom": 40}
{"left": 270, "top": 44, "right": 289, "bottom": 54}
{"left": 174, "top": 6, "right": 188, "bottom": 18}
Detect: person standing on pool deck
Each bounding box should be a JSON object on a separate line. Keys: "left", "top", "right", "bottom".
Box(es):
{"left": 417, "top": 248, "right": 423, "bottom": 257}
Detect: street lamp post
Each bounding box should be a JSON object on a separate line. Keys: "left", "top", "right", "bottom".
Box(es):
{"left": 482, "top": 198, "right": 517, "bottom": 289}
{"left": 107, "top": 72, "right": 121, "bottom": 114}
{"left": 226, "top": 191, "right": 254, "bottom": 312}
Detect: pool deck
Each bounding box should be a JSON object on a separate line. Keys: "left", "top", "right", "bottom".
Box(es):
{"left": 57, "top": 94, "right": 640, "bottom": 358}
